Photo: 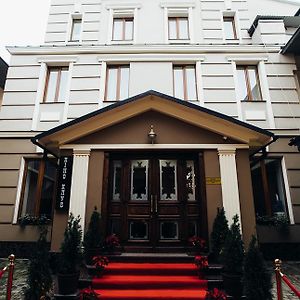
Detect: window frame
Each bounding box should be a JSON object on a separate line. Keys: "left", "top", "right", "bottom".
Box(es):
{"left": 236, "top": 65, "right": 262, "bottom": 101}
{"left": 70, "top": 17, "right": 82, "bottom": 42}
{"left": 223, "top": 16, "right": 237, "bottom": 40}
{"left": 18, "top": 158, "right": 57, "bottom": 220}
{"left": 43, "top": 66, "right": 69, "bottom": 103}
{"left": 112, "top": 17, "right": 134, "bottom": 41}
{"left": 168, "top": 17, "right": 189, "bottom": 40}
{"left": 105, "top": 65, "right": 130, "bottom": 101}
{"left": 173, "top": 65, "right": 198, "bottom": 101}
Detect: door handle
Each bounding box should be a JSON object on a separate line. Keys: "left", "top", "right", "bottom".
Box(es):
{"left": 155, "top": 195, "right": 158, "bottom": 213}
{"left": 150, "top": 195, "right": 153, "bottom": 213}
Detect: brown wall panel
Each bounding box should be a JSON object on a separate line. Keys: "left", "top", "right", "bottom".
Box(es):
{"left": 0, "top": 224, "right": 47, "bottom": 241}
{"left": 0, "top": 188, "right": 16, "bottom": 205}
{"left": 50, "top": 212, "right": 68, "bottom": 251}
{"left": 0, "top": 139, "right": 36, "bottom": 154}
{"left": 236, "top": 149, "right": 256, "bottom": 248}
{"left": 283, "top": 153, "right": 300, "bottom": 170}
{"left": 85, "top": 151, "right": 105, "bottom": 231}
{"left": 291, "top": 188, "right": 300, "bottom": 205}
{"left": 0, "top": 154, "right": 22, "bottom": 170}
{"left": 286, "top": 170, "right": 300, "bottom": 187}
{"left": 0, "top": 170, "right": 19, "bottom": 187}
{"left": 293, "top": 206, "right": 300, "bottom": 224}
{"left": 0, "top": 205, "right": 14, "bottom": 223}
{"left": 203, "top": 150, "right": 222, "bottom": 242}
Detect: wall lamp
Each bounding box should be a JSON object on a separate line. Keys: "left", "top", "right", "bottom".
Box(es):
{"left": 148, "top": 125, "right": 157, "bottom": 144}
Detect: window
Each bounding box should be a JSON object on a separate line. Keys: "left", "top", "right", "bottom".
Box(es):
{"left": 43, "top": 67, "right": 69, "bottom": 103}
{"left": 223, "top": 17, "right": 237, "bottom": 40}
{"left": 251, "top": 158, "right": 288, "bottom": 219}
{"left": 19, "top": 159, "right": 57, "bottom": 219}
{"left": 173, "top": 65, "right": 197, "bottom": 100}
{"left": 168, "top": 17, "right": 189, "bottom": 40}
{"left": 70, "top": 18, "right": 82, "bottom": 41}
{"left": 236, "top": 66, "right": 262, "bottom": 101}
{"left": 105, "top": 65, "right": 130, "bottom": 101}
{"left": 112, "top": 18, "right": 134, "bottom": 41}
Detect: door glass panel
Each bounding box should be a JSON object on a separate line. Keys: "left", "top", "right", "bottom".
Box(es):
{"left": 110, "top": 219, "right": 121, "bottom": 236}
{"left": 112, "top": 160, "right": 122, "bottom": 201}
{"left": 160, "top": 160, "right": 177, "bottom": 200}
{"left": 188, "top": 221, "right": 197, "bottom": 238}
{"left": 186, "top": 160, "right": 196, "bottom": 201}
{"left": 129, "top": 220, "right": 148, "bottom": 239}
{"left": 160, "top": 221, "right": 178, "bottom": 239}
{"left": 131, "top": 160, "right": 148, "bottom": 200}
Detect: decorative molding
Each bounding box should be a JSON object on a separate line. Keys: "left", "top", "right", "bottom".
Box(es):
{"left": 160, "top": 2, "right": 196, "bottom": 8}
{"left": 37, "top": 56, "right": 78, "bottom": 64}
{"left": 105, "top": 3, "right": 142, "bottom": 10}
{"left": 227, "top": 55, "right": 269, "bottom": 62}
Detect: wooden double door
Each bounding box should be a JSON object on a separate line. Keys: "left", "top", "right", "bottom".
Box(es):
{"left": 105, "top": 153, "right": 207, "bottom": 250}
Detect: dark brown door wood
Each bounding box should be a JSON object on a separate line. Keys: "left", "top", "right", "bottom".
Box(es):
{"left": 106, "top": 153, "right": 204, "bottom": 250}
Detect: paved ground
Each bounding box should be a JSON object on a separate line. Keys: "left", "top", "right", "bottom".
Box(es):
{"left": 0, "top": 259, "right": 299, "bottom": 299}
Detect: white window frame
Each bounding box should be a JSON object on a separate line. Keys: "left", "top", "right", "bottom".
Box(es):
{"left": 222, "top": 11, "right": 241, "bottom": 43}
{"left": 106, "top": 5, "right": 141, "bottom": 45}
{"left": 67, "top": 13, "right": 83, "bottom": 43}
{"left": 228, "top": 56, "right": 275, "bottom": 127}
{"left": 161, "top": 3, "right": 195, "bottom": 44}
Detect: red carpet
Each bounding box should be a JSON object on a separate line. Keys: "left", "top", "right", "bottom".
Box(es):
{"left": 91, "top": 262, "right": 208, "bottom": 299}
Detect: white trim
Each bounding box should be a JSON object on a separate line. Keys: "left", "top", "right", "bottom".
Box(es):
{"left": 32, "top": 62, "right": 47, "bottom": 130}
{"left": 97, "top": 54, "right": 206, "bottom": 62}
{"left": 231, "top": 60, "right": 243, "bottom": 120}
{"left": 196, "top": 61, "right": 204, "bottom": 106}
{"left": 105, "top": 3, "right": 142, "bottom": 9}
{"left": 67, "top": 13, "right": 83, "bottom": 43}
{"left": 160, "top": 2, "right": 195, "bottom": 8}
{"left": 258, "top": 61, "right": 275, "bottom": 128}
{"left": 13, "top": 158, "right": 25, "bottom": 224}
{"left": 281, "top": 157, "right": 295, "bottom": 224}
{"left": 107, "top": 8, "right": 113, "bottom": 45}
{"left": 62, "top": 62, "right": 74, "bottom": 123}
{"left": 188, "top": 7, "right": 194, "bottom": 44}
{"left": 99, "top": 61, "right": 107, "bottom": 105}
{"left": 227, "top": 55, "right": 269, "bottom": 62}
{"left": 218, "top": 148, "right": 242, "bottom": 229}
{"left": 37, "top": 56, "right": 78, "bottom": 64}
{"left": 60, "top": 144, "right": 249, "bottom": 151}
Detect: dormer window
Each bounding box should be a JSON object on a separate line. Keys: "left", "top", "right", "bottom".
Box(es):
{"left": 223, "top": 16, "right": 237, "bottom": 40}
{"left": 70, "top": 17, "right": 82, "bottom": 41}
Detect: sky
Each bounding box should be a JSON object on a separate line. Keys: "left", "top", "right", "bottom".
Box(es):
{"left": 0, "top": 0, "right": 300, "bottom": 64}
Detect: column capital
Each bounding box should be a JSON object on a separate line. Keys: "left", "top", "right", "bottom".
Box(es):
{"left": 218, "top": 148, "right": 236, "bottom": 156}
{"left": 73, "top": 149, "right": 91, "bottom": 156}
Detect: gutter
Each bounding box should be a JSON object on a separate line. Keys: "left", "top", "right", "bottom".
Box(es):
{"left": 249, "top": 135, "right": 279, "bottom": 158}
{"left": 31, "top": 136, "right": 59, "bottom": 159}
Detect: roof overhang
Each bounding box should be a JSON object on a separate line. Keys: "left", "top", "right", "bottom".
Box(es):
{"left": 282, "top": 26, "right": 300, "bottom": 54}
{"left": 32, "top": 90, "right": 274, "bottom": 155}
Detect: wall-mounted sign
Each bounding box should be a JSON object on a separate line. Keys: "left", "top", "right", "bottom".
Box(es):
{"left": 56, "top": 156, "right": 73, "bottom": 211}
{"left": 206, "top": 177, "right": 221, "bottom": 185}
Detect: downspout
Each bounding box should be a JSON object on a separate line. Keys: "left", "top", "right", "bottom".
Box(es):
{"left": 31, "top": 136, "right": 59, "bottom": 159}
{"left": 249, "top": 135, "right": 278, "bottom": 158}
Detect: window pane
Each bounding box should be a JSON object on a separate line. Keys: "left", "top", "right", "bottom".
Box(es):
{"left": 185, "top": 67, "right": 197, "bottom": 100}
{"left": 131, "top": 160, "right": 148, "bottom": 201}
{"left": 236, "top": 67, "right": 249, "bottom": 101}
{"left": 71, "top": 19, "right": 82, "bottom": 41}
{"left": 119, "top": 66, "right": 129, "bottom": 100}
{"left": 22, "top": 161, "right": 40, "bottom": 216}
{"left": 168, "top": 18, "right": 177, "bottom": 39}
{"left": 113, "top": 19, "right": 123, "bottom": 40}
{"left": 248, "top": 67, "right": 261, "bottom": 100}
{"left": 106, "top": 68, "right": 118, "bottom": 100}
{"left": 57, "top": 69, "right": 68, "bottom": 102}
{"left": 39, "top": 162, "right": 56, "bottom": 217}
{"left": 125, "top": 19, "right": 133, "bottom": 40}
{"left": 160, "top": 160, "right": 177, "bottom": 201}
{"left": 45, "top": 70, "right": 58, "bottom": 102}
{"left": 224, "top": 18, "right": 235, "bottom": 39}
{"left": 174, "top": 68, "right": 184, "bottom": 99}
{"left": 178, "top": 18, "right": 189, "bottom": 39}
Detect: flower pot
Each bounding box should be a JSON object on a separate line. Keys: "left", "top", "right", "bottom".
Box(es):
{"left": 57, "top": 271, "right": 80, "bottom": 295}
{"left": 222, "top": 272, "right": 243, "bottom": 300}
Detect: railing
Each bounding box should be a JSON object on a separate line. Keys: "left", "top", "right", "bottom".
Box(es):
{"left": 275, "top": 259, "right": 300, "bottom": 299}
{"left": 0, "top": 254, "right": 15, "bottom": 300}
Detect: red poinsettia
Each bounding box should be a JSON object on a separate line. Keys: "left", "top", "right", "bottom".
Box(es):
{"left": 194, "top": 256, "right": 208, "bottom": 270}
{"left": 206, "top": 288, "right": 227, "bottom": 300}
{"left": 92, "top": 255, "right": 109, "bottom": 277}
{"left": 188, "top": 236, "right": 206, "bottom": 252}
{"left": 80, "top": 287, "right": 101, "bottom": 300}
{"left": 105, "top": 234, "right": 120, "bottom": 248}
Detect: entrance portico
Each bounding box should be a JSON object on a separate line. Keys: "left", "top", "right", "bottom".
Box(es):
{"left": 32, "top": 90, "right": 274, "bottom": 251}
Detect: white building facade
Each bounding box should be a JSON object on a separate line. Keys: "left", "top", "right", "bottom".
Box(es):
{"left": 0, "top": 0, "right": 300, "bottom": 255}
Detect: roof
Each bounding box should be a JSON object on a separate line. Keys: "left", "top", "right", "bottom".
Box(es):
{"left": 0, "top": 57, "right": 8, "bottom": 89}
{"left": 248, "top": 15, "right": 300, "bottom": 36}
{"left": 33, "top": 90, "right": 274, "bottom": 154}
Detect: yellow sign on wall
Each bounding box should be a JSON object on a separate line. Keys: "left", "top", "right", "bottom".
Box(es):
{"left": 206, "top": 177, "right": 221, "bottom": 185}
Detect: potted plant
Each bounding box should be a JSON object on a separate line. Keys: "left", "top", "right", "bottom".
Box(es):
{"left": 220, "top": 214, "right": 244, "bottom": 300}
{"left": 243, "top": 236, "right": 272, "bottom": 300}
{"left": 25, "top": 226, "right": 52, "bottom": 300}
{"left": 104, "top": 234, "right": 120, "bottom": 253}
{"left": 206, "top": 288, "right": 227, "bottom": 300}
{"left": 194, "top": 255, "right": 208, "bottom": 277}
{"left": 92, "top": 255, "right": 109, "bottom": 277}
{"left": 210, "top": 208, "right": 229, "bottom": 263}
{"left": 80, "top": 287, "right": 101, "bottom": 300}
{"left": 188, "top": 236, "right": 207, "bottom": 254}
{"left": 57, "top": 213, "right": 83, "bottom": 295}
{"left": 83, "top": 207, "right": 103, "bottom": 265}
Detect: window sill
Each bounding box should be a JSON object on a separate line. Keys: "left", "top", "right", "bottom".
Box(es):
{"left": 241, "top": 100, "right": 266, "bottom": 103}
{"left": 110, "top": 40, "right": 134, "bottom": 45}
{"left": 40, "top": 101, "right": 65, "bottom": 104}
{"left": 168, "top": 39, "right": 191, "bottom": 44}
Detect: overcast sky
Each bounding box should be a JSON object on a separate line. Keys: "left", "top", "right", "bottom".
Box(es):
{"left": 0, "top": 0, "right": 299, "bottom": 64}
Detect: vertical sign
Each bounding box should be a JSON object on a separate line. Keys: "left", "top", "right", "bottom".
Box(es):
{"left": 56, "top": 156, "right": 73, "bottom": 211}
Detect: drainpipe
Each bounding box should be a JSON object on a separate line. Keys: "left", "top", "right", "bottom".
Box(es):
{"left": 31, "top": 136, "right": 59, "bottom": 159}
{"left": 249, "top": 135, "right": 278, "bottom": 158}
